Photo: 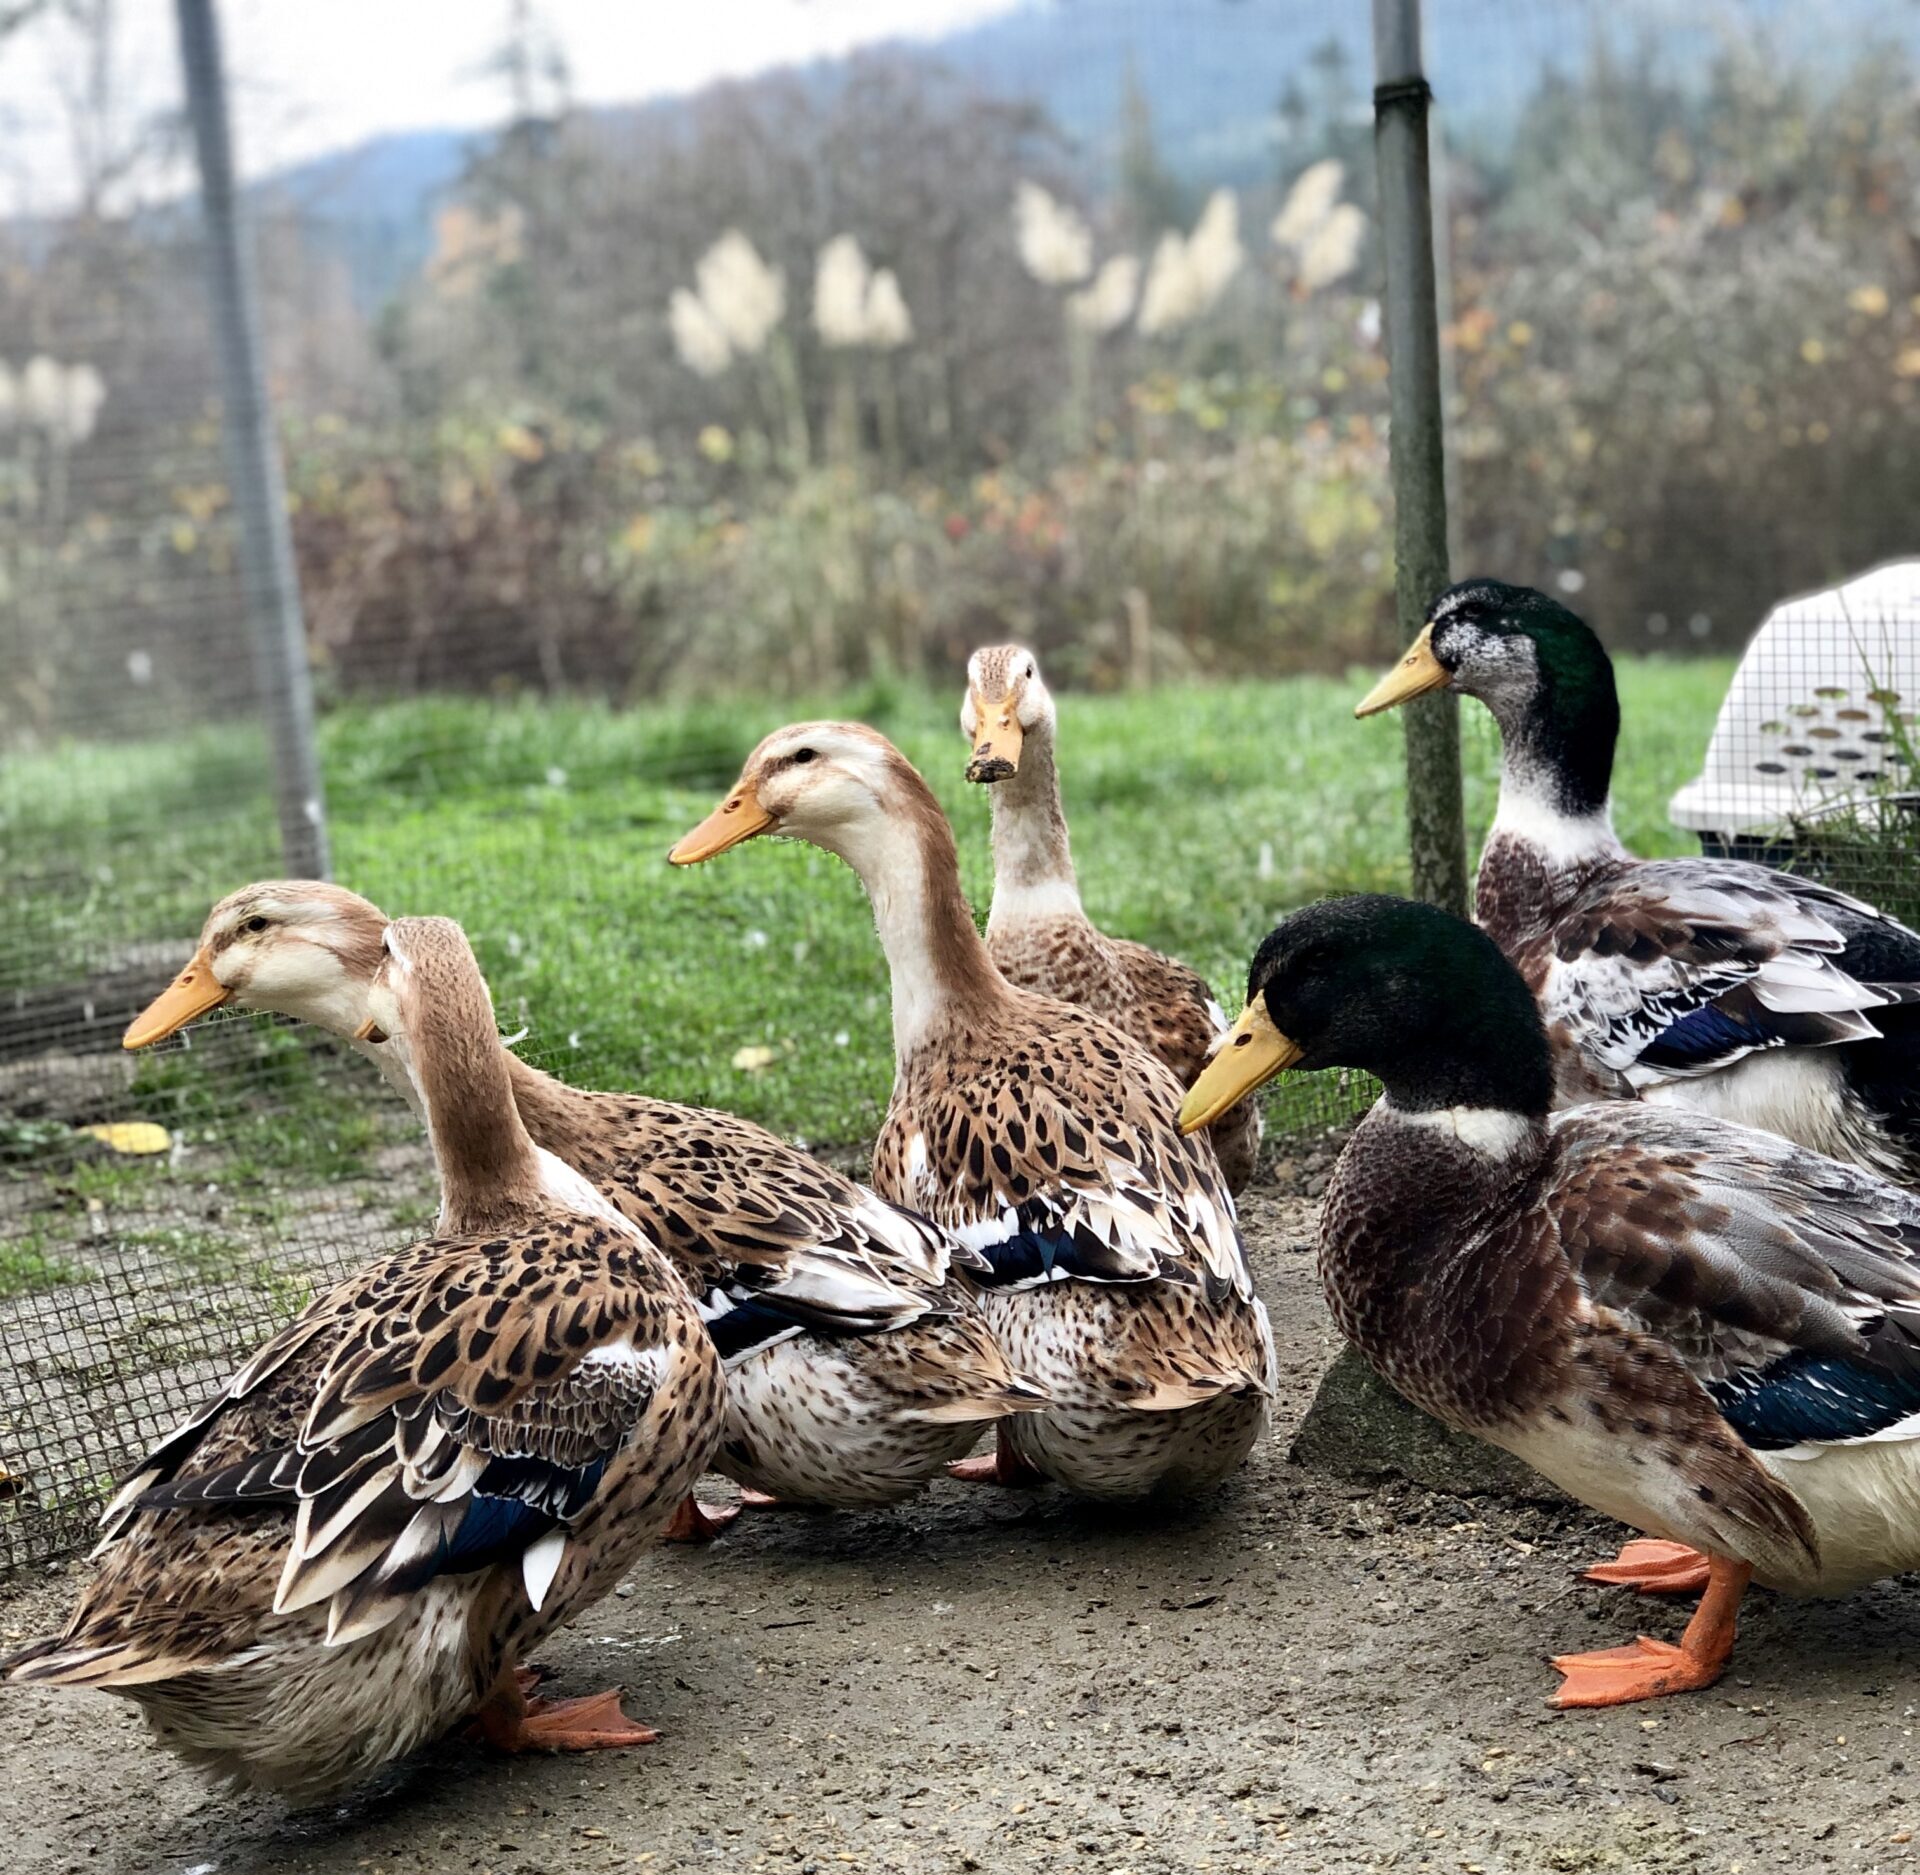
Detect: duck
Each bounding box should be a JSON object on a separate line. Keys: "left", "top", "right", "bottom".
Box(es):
{"left": 6, "top": 917, "right": 726, "bottom": 1795}
{"left": 1356, "top": 578, "right": 1920, "bottom": 1187}
{"left": 669, "top": 721, "right": 1274, "bottom": 1501}
{"left": 1181, "top": 891, "right": 1920, "bottom": 1708}
{"left": 120, "top": 882, "right": 1045, "bottom": 1538}
{"left": 960, "top": 644, "right": 1263, "bottom": 1193}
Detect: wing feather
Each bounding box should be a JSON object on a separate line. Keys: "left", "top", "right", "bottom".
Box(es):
{"left": 1552, "top": 1103, "right": 1920, "bottom": 1453}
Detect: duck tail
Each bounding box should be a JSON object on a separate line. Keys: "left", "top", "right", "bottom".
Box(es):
{"left": 904, "top": 1376, "right": 1052, "bottom": 1424}
{"left": 1, "top": 1631, "right": 197, "bottom": 1689}
{"left": 1121, "top": 1367, "right": 1267, "bottom": 1413}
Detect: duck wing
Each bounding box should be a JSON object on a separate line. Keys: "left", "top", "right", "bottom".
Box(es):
{"left": 569, "top": 1095, "right": 974, "bottom": 1365}
{"left": 99, "top": 1218, "right": 706, "bottom": 1652}
{"left": 1537, "top": 861, "right": 1910, "bottom": 1086}
{"left": 876, "top": 1007, "right": 1251, "bottom": 1303}
{"left": 1551, "top": 1102, "right": 1920, "bottom": 1452}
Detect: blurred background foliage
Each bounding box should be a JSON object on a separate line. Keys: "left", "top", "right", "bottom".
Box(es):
{"left": 3, "top": 5, "right": 1917, "bottom": 738}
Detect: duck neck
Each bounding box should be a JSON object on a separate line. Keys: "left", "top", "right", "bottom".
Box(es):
{"left": 828, "top": 787, "right": 1009, "bottom": 1061}
{"left": 392, "top": 994, "right": 546, "bottom": 1235}
{"left": 985, "top": 732, "right": 1086, "bottom": 931}
{"left": 1479, "top": 674, "right": 1626, "bottom": 942}
{"left": 499, "top": 1048, "right": 608, "bottom": 1167}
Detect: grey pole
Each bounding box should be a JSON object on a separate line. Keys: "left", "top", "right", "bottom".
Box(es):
{"left": 1372, "top": 0, "right": 1467, "bottom": 915}
{"left": 175, "top": 0, "right": 329, "bottom": 878}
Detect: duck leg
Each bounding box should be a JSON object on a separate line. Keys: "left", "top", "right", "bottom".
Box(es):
{"left": 1550, "top": 1554, "right": 1751, "bottom": 1709}
{"left": 1579, "top": 1538, "right": 1711, "bottom": 1594}
{"left": 661, "top": 1493, "right": 743, "bottom": 1543}
{"left": 947, "top": 1428, "right": 1044, "bottom": 1487}
{"left": 475, "top": 1673, "right": 659, "bottom": 1752}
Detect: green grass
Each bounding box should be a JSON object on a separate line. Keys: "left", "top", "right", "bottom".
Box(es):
{"left": 2, "top": 657, "right": 1734, "bottom": 1157}
{"left": 0, "top": 1229, "right": 88, "bottom": 1299}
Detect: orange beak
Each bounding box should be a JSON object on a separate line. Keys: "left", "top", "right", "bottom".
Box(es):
{"left": 669, "top": 778, "right": 776, "bottom": 864}
{"left": 123, "top": 949, "right": 232, "bottom": 1049}
{"left": 965, "top": 690, "right": 1024, "bottom": 784}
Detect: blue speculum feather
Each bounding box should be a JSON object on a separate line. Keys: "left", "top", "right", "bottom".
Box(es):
{"left": 708, "top": 1295, "right": 812, "bottom": 1363}
{"left": 1639, "top": 1002, "right": 1767, "bottom": 1072}
{"left": 1712, "top": 1354, "right": 1920, "bottom": 1451}
{"left": 431, "top": 1454, "right": 609, "bottom": 1575}
{"left": 971, "top": 1218, "right": 1082, "bottom": 1289}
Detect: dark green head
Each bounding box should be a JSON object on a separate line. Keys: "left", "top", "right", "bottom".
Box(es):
{"left": 1425, "top": 580, "right": 1620, "bottom": 817}
{"left": 1243, "top": 893, "right": 1553, "bottom": 1118}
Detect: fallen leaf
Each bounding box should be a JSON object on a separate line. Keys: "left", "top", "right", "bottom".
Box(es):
{"left": 78, "top": 1122, "right": 171, "bottom": 1156}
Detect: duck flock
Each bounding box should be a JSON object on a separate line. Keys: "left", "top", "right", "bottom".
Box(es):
{"left": 6, "top": 579, "right": 1919, "bottom": 1798}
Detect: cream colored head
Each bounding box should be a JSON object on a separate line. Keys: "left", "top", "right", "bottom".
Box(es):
{"left": 961, "top": 644, "right": 1053, "bottom": 784}
{"left": 123, "top": 880, "right": 391, "bottom": 1049}
{"left": 668, "top": 721, "right": 934, "bottom": 871}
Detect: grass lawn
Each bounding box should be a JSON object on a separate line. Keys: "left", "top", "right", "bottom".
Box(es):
{"left": 2, "top": 655, "right": 1733, "bottom": 1190}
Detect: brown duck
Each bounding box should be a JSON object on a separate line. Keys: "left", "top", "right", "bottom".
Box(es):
{"left": 6, "top": 917, "right": 725, "bottom": 1795}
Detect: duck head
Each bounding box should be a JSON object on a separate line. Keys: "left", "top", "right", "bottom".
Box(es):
{"left": 668, "top": 721, "right": 931, "bottom": 872}
{"left": 123, "top": 880, "right": 391, "bottom": 1050}
{"left": 1179, "top": 893, "right": 1552, "bottom": 1131}
{"left": 960, "top": 645, "right": 1054, "bottom": 784}
{"left": 1356, "top": 580, "right": 1620, "bottom": 817}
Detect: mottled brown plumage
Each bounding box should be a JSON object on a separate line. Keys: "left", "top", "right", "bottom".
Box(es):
{"left": 1368, "top": 581, "right": 1920, "bottom": 1187}
{"left": 1207, "top": 894, "right": 1920, "bottom": 1705}
{"left": 120, "top": 883, "right": 1039, "bottom": 1513}
{"left": 674, "top": 722, "right": 1274, "bottom": 1501}
{"left": 961, "top": 645, "right": 1261, "bottom": 1192}
{"left": 8, "top": 918, "right": 724, "bottom": 1795}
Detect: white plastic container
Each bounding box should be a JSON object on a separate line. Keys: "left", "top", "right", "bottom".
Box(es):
{"left": 1668, "top": 559, "right": 1920, "bottom": 846}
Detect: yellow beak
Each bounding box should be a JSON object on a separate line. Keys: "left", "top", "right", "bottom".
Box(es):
{"left": 1178, "top": 1001, "right": 1304, "bottom": 1133}
{"left": 669, "top": 778, "right": 776, "bottom": 864}
{"left": 965, "top": 691, "right": 1024, "bottom": 784}
{"left": 123, "top": 949, "right": 232, "bottom": 1049}
{"left": 1355, "top": 623, "right": 1451, "bottom": 717}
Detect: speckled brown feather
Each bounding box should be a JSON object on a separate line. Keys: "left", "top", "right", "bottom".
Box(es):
{"left": 497, "top": 1056, "right": 1042, "bottom": 1502}
{"left": 874, "top": 983, "right": 1253, "bottom": 1303}
{"left": 4, "top": 919, "right": 725, "bottom": 1797}
{"left": 1318, "top": 1102, "right": 1827, "bottom": 1582}
{"left": 966, "top": 644, "right": 1261, "bottom": 1191}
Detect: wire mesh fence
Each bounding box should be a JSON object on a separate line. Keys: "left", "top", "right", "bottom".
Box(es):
{"left": 3, "top": 0, "right": 1919, "bottom": 1570}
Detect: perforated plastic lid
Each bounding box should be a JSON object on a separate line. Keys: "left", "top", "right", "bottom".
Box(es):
{"left": 1668, "top": 559, "right": 1920, "bottom": 835}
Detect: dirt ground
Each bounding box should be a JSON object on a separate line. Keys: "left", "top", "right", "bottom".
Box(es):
{"left": 4, "top": 1186, "right": 1917, "bottom": 1875}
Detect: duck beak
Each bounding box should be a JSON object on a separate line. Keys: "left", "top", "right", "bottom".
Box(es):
{"left": 123, "top": 949, "right": 231, "bottom": 1048}
{"left": 1355, "top": 623, "right": 1450, "bottom": 717}
{"left": 1178, "top": 1001, "right": 1302, "bottom": 1133}
{"left": 965, "top": 692, "right": 1023, "bottom": 784}
{"left": 669, "top": 778, "right": 776, "bottom": 864}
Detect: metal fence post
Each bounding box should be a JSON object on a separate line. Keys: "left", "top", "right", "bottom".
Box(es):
{"left": 1372, "top": 0, "right": 1468, "bottom": 916}
{"left": 175, "top": 0, "right": 329, "bottom": 879}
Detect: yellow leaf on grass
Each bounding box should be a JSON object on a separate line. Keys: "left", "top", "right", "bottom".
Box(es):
{"left": 79, "top": 1122, "right": 172, "bottom": 1156}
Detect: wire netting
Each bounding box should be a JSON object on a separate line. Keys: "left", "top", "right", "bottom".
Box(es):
{"left": 3, "top": 0, "right": 1918, "bottom": 1570}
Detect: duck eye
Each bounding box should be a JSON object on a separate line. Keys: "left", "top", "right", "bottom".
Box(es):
{"left": 242, "top": 916, "right": 270, "bottom": 934}
{"left": 1025, "top": 663, "right": 1036, "bottom": 679}
{"left": 791, "top": 748, "right": 817, "bottom": 765}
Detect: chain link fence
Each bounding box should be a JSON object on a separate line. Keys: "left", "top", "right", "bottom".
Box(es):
{"left": 4, "top": 0, "right": 1918, "bottom": 1570}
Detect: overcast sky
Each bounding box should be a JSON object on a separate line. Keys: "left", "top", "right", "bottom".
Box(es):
{"left": 0, "top": 0, "right": 1024, "bottom": 211}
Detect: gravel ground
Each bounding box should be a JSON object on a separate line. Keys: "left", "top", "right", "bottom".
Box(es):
{"left": 4, "top": 1185, "right": 1918, "bottom": 1875}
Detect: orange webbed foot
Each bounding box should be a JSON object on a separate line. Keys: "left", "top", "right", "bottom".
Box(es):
{"left": 946, "top": 1431, "right": 1042, "bottom": 1487}
{"left": 1580, "top": 1538, "right": 1712, "bottom": 1594}
{"left": 661, "top": 1494, "right": 742, "bottom": 1543}
{"left": 1551, "top": 1634, "right": 1727, "bottom": 1708}
{"left": 480, "top": 1687, "right": 659, "bottom": 1752}
{"left": 1550, "top": 1553, "right": 1751, "bottom": 1710}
